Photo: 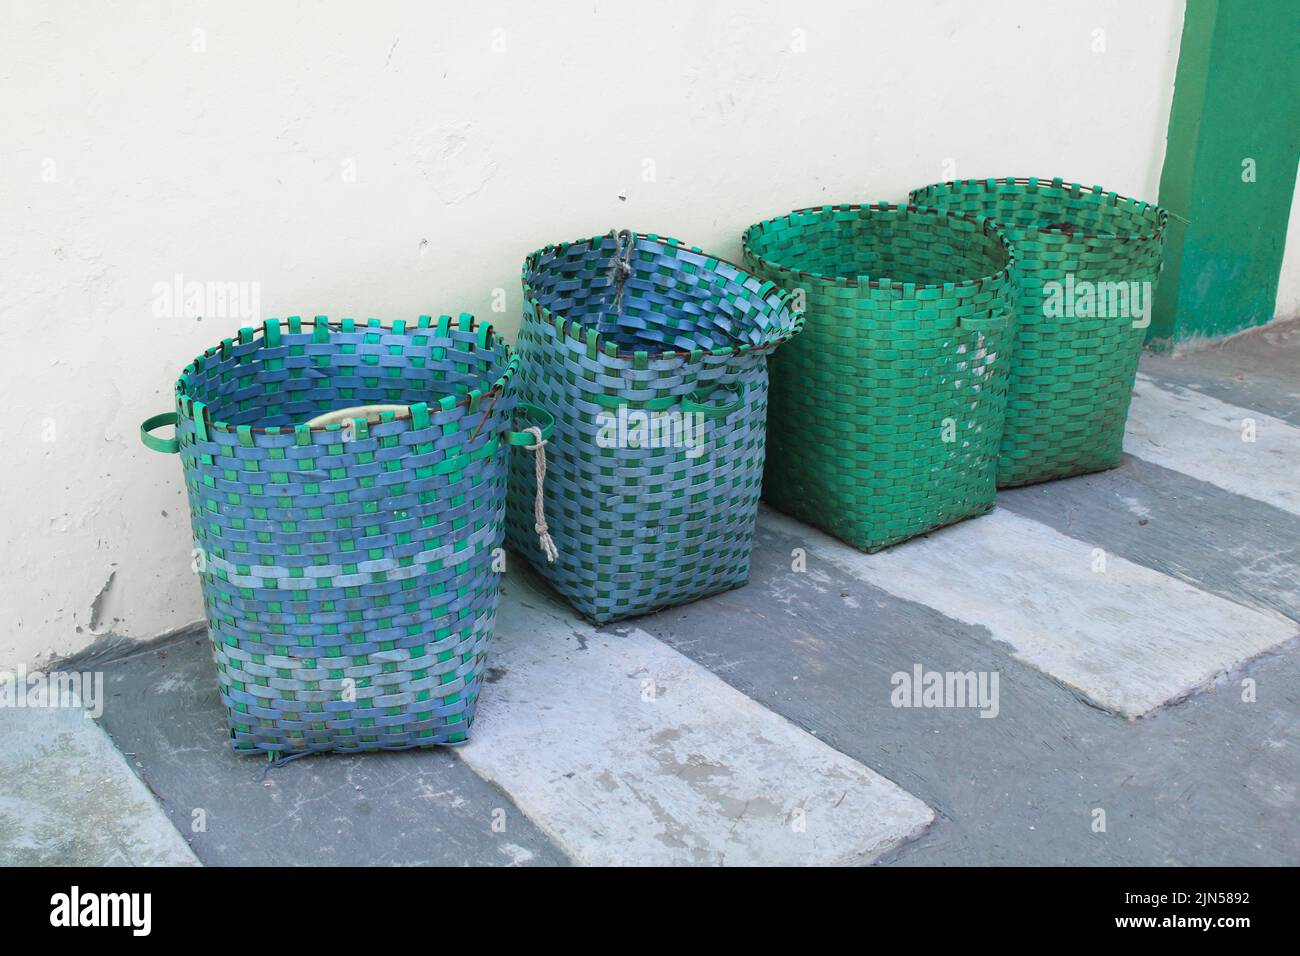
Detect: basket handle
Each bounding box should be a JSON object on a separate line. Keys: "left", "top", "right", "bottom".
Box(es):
{"left": 507, "top": 403, "right": 560, "bottom": 564}
{"left": 505, "top": 403, "right": 555, "bottom": 445}
{"left": 681, "top": 382, "right": 744, "bottom": 418}
{"left": 140, "top": 412, "right": 180, "bottom": 454}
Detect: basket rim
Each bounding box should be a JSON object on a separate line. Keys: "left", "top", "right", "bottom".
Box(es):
{"left": 173, "top": 313, "right": 518, "bottom": 435}
{"left": 740, "top": 202, "right": 1016, "bottom": 293}
{"left": 908, "top": 176, "right": 1169, "bottom": 243}
{"left": 521, "top": 231, "right": 805, "bottom": 363}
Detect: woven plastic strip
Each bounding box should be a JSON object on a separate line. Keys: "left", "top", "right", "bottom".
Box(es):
{"left": 506, "top": 232, "right": 803, "bottom": 624}
{"left": 910, "top": 176, "right": 1167, "bottom": 486}
{"left": 141, "top": 314, "right": 529, "bottom": 757}
{"left": 742, "top": 203, "right": 1016, "bottom": 552}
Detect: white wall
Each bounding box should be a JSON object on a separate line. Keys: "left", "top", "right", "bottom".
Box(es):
{"left": 0, "top": 0, "right": 1184, "bottom": 669}
{"left": 1275, "top": 162, "right": 1300, "bottom": 320}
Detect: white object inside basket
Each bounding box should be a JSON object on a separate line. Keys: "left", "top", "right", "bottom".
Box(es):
{"left": 304, "top": 404, "right": 409, "bottom": 427}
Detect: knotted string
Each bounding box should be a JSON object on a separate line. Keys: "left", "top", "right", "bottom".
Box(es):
{"left": 607, "top": 228, "right": 634, "bottom": 317}
{"left": 524, "top": 425, "right": 558, "bottom": 563}
{"left": 259, "top": 748, "right": 316, "bottom": 779}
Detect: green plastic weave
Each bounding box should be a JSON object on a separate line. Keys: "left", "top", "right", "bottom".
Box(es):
{"left": 910, "top": 177, "right": 1167, "bottom": 486}
{"left": 742, "top": 203, "right": 1016, "bottom": 552}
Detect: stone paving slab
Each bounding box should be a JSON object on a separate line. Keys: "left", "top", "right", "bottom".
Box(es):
{"left": 0, "top": 691, "right": 200, "bottom": 866}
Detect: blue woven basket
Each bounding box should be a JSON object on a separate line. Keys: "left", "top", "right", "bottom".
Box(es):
{"left": 140, "top": 314, "right": 552, "bottom": 756}
{"left": 506, "top": 231, "right": 803, "bottom": 624}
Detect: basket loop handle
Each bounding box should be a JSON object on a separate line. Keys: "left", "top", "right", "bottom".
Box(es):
{"left": 504, "top": 402, "right": 555, "bottom": 446}
{"left": 507, "top": 403, "right": 559, "bottom": 563}
{"left": 140, "top": 412, "right": 180, "bottom": 454}
{"left": 682, "top": 382, "right": 744, "bottom": 418}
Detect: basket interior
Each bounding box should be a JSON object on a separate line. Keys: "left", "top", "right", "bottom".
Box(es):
{"left": 912, "top": 182, "right": 1163, "bottom": 238}
{"left": 179, "top": 323, "right": 511, "bottom": 428}
{"left": 525, "top": 234, "right": 798, "bottom": 353}
{"left": 744, "top": 206, "right": 1009, "bottom": 286}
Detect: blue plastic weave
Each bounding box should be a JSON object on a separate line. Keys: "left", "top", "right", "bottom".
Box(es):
{"left": 506, "top": 233, "right": 803, "bottom": 624}
{"left": 172, "top": 314, "right": 517, "bottom": 756}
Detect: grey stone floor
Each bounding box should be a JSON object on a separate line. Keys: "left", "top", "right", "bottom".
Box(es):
{"left": 0, "top": 694, "right": 199, "bottom": 866}
{"left": 88, "top": 630, "right": 568, "bottom": 867}
{"left": 5, "top": 319, "right": 1297, "bottom": 867}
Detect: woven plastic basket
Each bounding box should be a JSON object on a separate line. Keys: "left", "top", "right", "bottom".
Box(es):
{"left": 909, "top": 177, "right": 1167, "bottom": 486}
{"left": 742, "top": 203, "right": 1016, "bottom": 552}
{"left": 506, "top": 231, "right": 803, "bottom": 624}
{"left": 140, "top": 314, "right": 553, "bottom": 757}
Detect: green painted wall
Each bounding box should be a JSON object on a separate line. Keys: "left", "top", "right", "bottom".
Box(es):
{"left": 1152, "top": 0, "right": 1300, "bottom": 348}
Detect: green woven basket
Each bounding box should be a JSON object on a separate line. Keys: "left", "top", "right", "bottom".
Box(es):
{"left": 742, "top": 203, "right": 1016, "bottom": 552}
{"left": 909, "top": 177, "right": 1167, "bottom": 486}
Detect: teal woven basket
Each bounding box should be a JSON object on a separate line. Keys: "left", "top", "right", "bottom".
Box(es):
{"left": 742, "top": 204, "right": 1016, "bottom": 552}
{"left": 140, "top": 314, "right": 552, "bottom": 757}
{"left": 910, "top": 176, "right": 1168, "bottom": 486}
{"left": 506, "top": 231, "right": 803, "bottom": 623}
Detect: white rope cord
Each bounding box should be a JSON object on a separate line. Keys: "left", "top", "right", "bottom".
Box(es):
{"left": 524, "top": 426, "right": 559, "bottom": 563}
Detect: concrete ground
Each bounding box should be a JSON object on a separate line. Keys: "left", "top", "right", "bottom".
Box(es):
{"left": 0, "top": 696, "right": 199, "bottom": 866}
{"left": 4, "top": 319, "right": 1297, "bottom": 866}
